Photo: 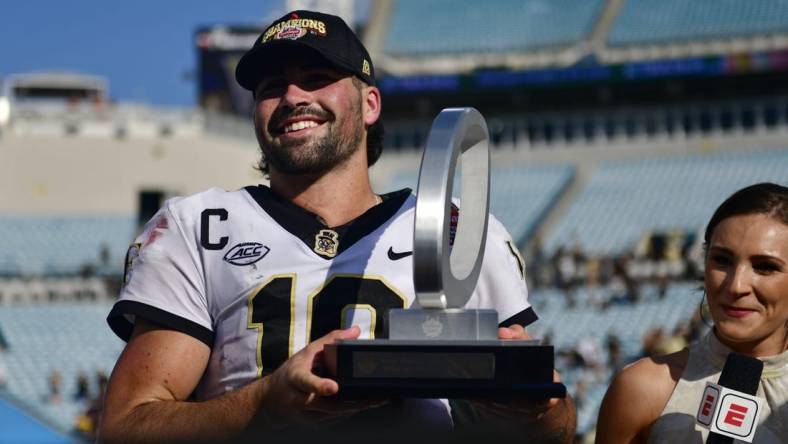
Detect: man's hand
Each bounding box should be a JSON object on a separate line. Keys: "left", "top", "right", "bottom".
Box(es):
{"left": 101, "top": 322, "right": 387, "bottom": 443}
{"left": 259, "top": 326, "right": 386, "bottom": 427}
{"left": 472, "top": 325, "right": 562, "bottom": 417}
{"left": 464, "top": 324, "right": 577, "bottom": 444}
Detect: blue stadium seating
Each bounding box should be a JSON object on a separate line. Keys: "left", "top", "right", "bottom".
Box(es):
{"left": 0, "top": 277, "right": 702, "bottom": 438}
{"left": 530, "top": 283, "right": 700, "bottom": 354}
{"left": 609, "top": 0, "right": 788, "bottom": 46}
{"left": 384, "top": 0, "right": 605, "bottom": 55}
{"left": 0, "top": 216, "right": 136, "bottom": 276}
{"left": 0, "top": 287, "right": 700, "bottom": 436}
{"left": 0, "top": 303, "right": 123, "bottom": 432}
{"left": 529, "top": 282, "right": 703, "bottom": 433}
{"left": 545, "top": 149, "right": 788, "bottom": 255}
{"left": 490, "top": 165, "right": 574, "bottom": 244}
{"left": 384, "top": 164, "right": 574, "bottom": 244}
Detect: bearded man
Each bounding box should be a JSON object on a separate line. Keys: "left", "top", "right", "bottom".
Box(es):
{"left": 99, "top": 10, "right": 576, "bottom": 444}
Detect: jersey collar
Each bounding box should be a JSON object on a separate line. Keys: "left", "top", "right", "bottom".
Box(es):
{"left": 244, "top": 185, "right": 412, "bottom": 260}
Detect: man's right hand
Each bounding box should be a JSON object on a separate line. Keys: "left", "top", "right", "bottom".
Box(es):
{"left": 100, "top": 321, "right": 386, "bottom": 443}
{"left": 258, "top": 326, "right": 387, "bottom": 427}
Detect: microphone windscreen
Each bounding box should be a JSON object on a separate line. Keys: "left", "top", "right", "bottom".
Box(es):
{"left": 717, "top": 352, "right": 764, "bottom": 395}
{"left": 705, "top": 352, "right": 764, "bottom": 444}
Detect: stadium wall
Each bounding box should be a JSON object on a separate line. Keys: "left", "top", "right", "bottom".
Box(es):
{"left": 0, "top": 133, "right": 261, "bottom": 215}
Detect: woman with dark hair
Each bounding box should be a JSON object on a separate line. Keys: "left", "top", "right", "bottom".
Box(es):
{"left": 595, "top": 182, "right": 788, "bottom": 443}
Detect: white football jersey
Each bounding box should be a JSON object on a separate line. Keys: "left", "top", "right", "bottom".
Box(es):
{"left": 108, "top": 185, "right": 535, "bottom": 402}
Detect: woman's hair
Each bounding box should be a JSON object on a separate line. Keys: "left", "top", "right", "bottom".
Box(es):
{"left": 704, "top": 182, "right": 788, "bottom": 247}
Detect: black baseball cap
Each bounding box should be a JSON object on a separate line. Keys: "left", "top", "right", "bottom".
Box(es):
{"left": 235, "top": 10, "right": 375, "bottom": 91}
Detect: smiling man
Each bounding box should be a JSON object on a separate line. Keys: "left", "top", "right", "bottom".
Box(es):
{"left": 99, "top": 10, "right": 575, "bottom": 443}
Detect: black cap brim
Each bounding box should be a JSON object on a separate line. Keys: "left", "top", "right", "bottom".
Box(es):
{"left": 235, "top": 39, "right": 359, "bottom": 92}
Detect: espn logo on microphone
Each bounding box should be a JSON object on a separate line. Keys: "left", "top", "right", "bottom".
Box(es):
{"left": 696, "top": 384, "right": 720, "bottom": 426}
{"left": 696, "top": 382, "right": 763, "bottom": 443}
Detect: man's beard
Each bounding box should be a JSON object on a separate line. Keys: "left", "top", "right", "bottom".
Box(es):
{"left": 255, "top": 102, "right": 364, "bottom": 176}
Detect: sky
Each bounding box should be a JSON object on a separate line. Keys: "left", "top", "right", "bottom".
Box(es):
{"left": 0, "top": 1, "right": 286, "bottom": 107}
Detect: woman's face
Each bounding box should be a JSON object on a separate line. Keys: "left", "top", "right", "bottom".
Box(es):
{"left": 705, "top": 213, "right": 788, "bottom": 356}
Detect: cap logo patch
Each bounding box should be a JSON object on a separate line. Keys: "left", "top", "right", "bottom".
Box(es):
{"left": 276, "top": 26, "right": 307, "bottom": 41}
{"left": 262, "top": 18, "right": 327, "bottom": 43}
{"left": 362, "top": 60, "right": 371, "bottom": 76}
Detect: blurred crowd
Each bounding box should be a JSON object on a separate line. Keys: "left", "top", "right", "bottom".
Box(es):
{"left": 544, "top": 308, "right": 708, "bottom": 444}
{"left": 0, "top": 229, "right": 707, "bottom": 442}
{"left": 40, "top": 368, "right": 109, "bottom": 440}
{"left": 526, "top": 230, "right": 701, "bottom": 309}
{"left": 0, "top": 319, "right": 109, "bottom": 441}
{"left": 0, "top": 276, "right": 117, "bottom": 304}
{"left": 524, "top": 231, "right": 708, "bottom": 442}
{"left": 72, "top": 370, "right": 109, "bottom": 440}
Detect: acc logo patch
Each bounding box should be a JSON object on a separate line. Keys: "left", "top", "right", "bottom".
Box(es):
{"left": 314, "top": 229, "right": 339, "bottom": 258}
{"left": 223, "top": 242, "right": 270, "bottom": 266}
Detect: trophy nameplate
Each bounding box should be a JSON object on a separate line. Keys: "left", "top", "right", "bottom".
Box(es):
{"left": 325, "top": 108, "right": 566, "bottom": 400}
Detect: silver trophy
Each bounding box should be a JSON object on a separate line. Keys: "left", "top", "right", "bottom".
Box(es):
{"left": 325, "top": 108, "right": 565, "bottom": 399}
{"left": 390, "top": 107, "right": 495, "bottom": 340}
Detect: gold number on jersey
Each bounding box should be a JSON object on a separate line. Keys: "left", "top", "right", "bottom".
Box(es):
{"left": 247, "top": 274, "right": 296, "bottom": 377}
{"left": 247, "top": 274, "right": 406, "bottom": 376}
{"left": 306, "top": 274, "right": 406, "bottom": 343}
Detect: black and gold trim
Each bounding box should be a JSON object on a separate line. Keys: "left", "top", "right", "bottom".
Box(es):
{"left": 244, "top": 185, "right": 411, "bottom": 260}
{"left": 246, "top": 274, "right": 297, "bottom": 377}
{"left": 505, "top": 240, "right": 526, "bottom": 280}
{"left": 499, "top": 307, "right": 538, "bottom": 329}
{"left": 122, "top": 243, "right": 142, "bottom": 285}
{"left": 107, "top": 300, "right": 214, "bottom": 347}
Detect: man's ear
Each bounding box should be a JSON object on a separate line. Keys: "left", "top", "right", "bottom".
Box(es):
{"left": 362, "top": 86, "right": 382, "bottom": 126}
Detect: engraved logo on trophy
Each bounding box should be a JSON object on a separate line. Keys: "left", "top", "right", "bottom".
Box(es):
{"left": 422, "top": 317, "right": 443, "bottom": 338}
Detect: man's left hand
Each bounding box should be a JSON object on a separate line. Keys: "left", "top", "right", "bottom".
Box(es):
{"left": 471, "top": 324, "right": 563, "bottom": 419}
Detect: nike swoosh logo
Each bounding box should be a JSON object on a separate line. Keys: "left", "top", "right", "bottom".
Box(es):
{"left": 387, "top": 247, "right": 413, "bottom": 260}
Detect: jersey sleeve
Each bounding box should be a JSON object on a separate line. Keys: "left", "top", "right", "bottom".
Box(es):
{"left": 467, "top": 216, "right": 537, "bottom": 328}
{"left": 107, "top": 199, "right": 213, "bottom": 346}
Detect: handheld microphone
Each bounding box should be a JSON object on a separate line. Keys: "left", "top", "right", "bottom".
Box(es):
{"left": 698, "top": 352, "right": 764, "bottom": 444}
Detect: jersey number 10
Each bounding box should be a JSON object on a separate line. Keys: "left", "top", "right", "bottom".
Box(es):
{"left": 247, "top": 274, "right": 406, "bottom": 376}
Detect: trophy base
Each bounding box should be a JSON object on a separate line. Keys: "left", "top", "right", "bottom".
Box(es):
{"left": 323, "top": 339, "right": 566, "bottom": 400}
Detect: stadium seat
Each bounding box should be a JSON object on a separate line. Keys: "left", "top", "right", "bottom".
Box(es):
{"left": 609, "top": 0, "right": 788, "bottom": 46}
{"left": 528, "top": 282, "right": 702, "bottom": 433}
{"left": 385, "top": 164, "right": 574, "bottom": 245}
{"left": 0, "top": 216, "right": 136, "bottom": 276}
{"left": 0, "top": 302, "right": 123, "bottom": 432}
{"left": 544, "top": 149, "right": 788, "bottom": 255}
{"left": 385, "top": 0, "right": 605, "bottom": 55}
